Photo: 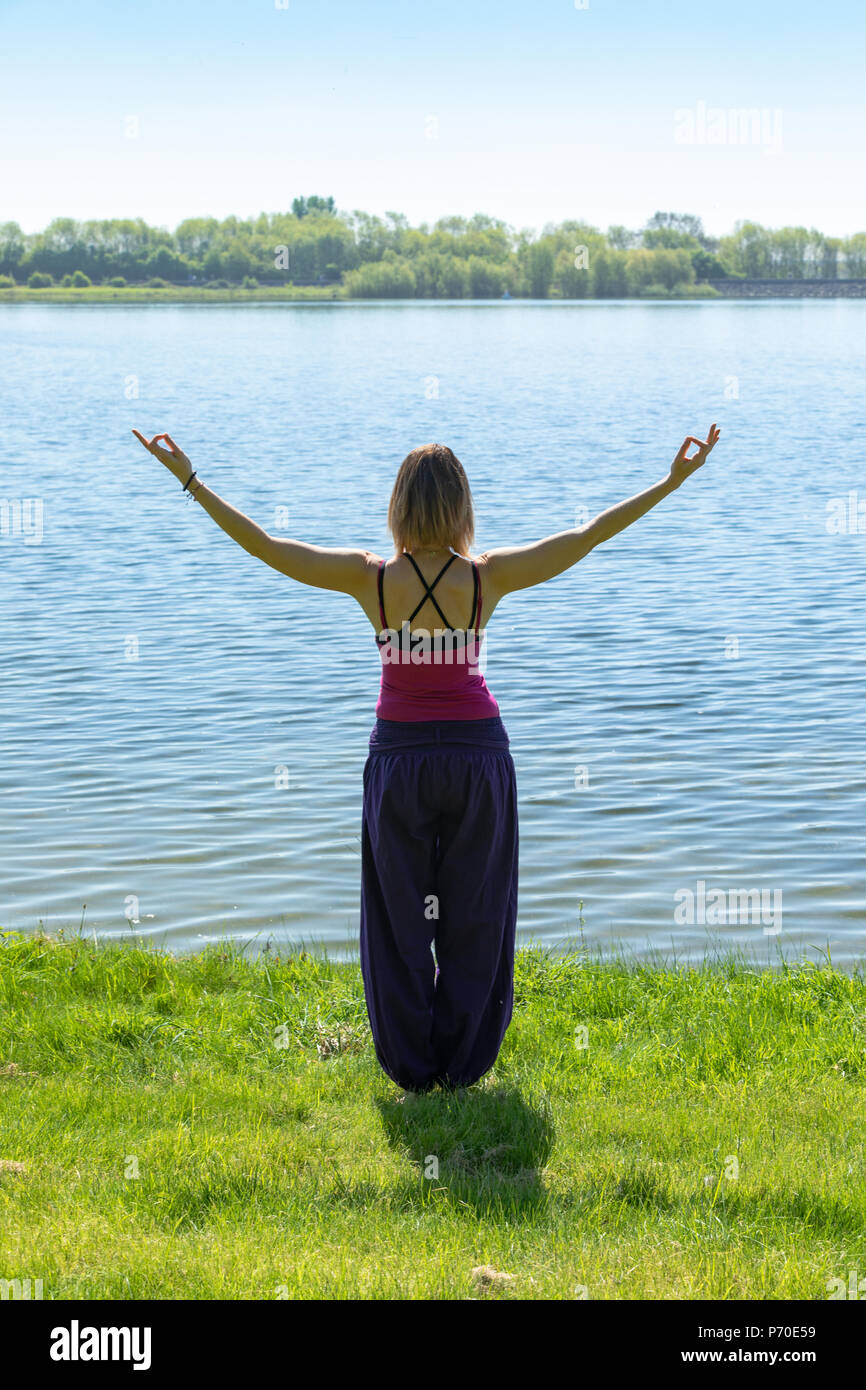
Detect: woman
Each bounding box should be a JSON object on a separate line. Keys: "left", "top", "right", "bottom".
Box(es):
{"left": 132, "top": 424, "right": 721, "bottom": 1093}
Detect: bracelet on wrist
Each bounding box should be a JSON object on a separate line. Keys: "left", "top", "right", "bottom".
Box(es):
{"left": 180, "top": 470, "right": 205, "bottom": 502}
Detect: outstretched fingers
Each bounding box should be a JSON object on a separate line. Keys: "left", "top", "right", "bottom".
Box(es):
{"left": 672, "top": 424, "right": 721, "bottom": 479}
{"left": 132, "top": 429, "right": 179, "bottom": 458}
{"left": 133, "top": 429, "right": 161, "bottom": 449}
{"left": 703, "top": 423, "right": 720, "bottom": 450}
{"left": 686, "top": 425, "right": 720, "bottom": 457}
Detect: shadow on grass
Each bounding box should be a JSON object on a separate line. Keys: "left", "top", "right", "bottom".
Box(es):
{"left": 375, "top": 1082, "right": 555, "bottom": 1218}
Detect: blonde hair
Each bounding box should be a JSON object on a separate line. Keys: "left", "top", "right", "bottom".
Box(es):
{"left": 387, "top": 444, "right": 475, "bottom": 556}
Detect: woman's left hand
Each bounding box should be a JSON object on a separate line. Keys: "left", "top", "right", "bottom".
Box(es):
{"left": 669, "top": 423, "right": 720, "bottom": 486}
{"left": 132, "top": 429, "right": 193, "bottom": 485}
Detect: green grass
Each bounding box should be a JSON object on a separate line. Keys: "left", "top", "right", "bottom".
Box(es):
{"left": 0, "top": 284, "right": 345, "bottom": 303}
{"left": 0, "top": 283, "right": 722, "bottom": 304}
{"left": 1, "top": 929, "right": 864, "bottom": 1300}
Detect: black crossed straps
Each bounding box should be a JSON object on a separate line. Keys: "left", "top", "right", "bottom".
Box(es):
{"left": 377, "top": 551, "right": 480, "bottom": 632}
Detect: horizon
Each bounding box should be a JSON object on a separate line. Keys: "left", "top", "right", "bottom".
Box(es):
{"left": 9, "top": 204, "right": 865, "bottom": 245}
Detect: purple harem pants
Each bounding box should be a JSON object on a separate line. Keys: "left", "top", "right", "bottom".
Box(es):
{"left": 359, "top": 716, "right": 519, "bottom": 1092}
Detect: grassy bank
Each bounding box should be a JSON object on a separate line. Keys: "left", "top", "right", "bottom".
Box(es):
{"left": 0, "top": 284, "right": 344, "bottom": 304}
{"left": 1, "top": 930, "right": 864, "bottom": 1300}
{"left": 0, "top": 284, "right": 722, "bottom": 304}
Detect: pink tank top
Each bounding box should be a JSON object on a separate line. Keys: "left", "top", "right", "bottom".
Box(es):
{"left": 375, "top": 553, "right": 501, "bottom": 721}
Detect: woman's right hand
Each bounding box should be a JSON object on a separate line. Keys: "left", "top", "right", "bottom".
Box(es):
{"left": 132, "top": 429, "right": 193, "bottom": 485}
{"left": 669, "top": 423, "right": 721, "bottom": 486}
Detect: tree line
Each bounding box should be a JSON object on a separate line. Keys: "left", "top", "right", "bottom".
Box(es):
{"left": 2, "top": 205, "right": 865, "bottom": 296}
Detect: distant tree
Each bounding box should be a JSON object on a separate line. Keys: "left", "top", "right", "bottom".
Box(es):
{"left": 174, "top": 217, "right": 219, "bottom": 260}
{"left": 691, "top": 249, "right": 728, "bottom": 280}
{"left": 591, "top": 248, "right": 628, "bottom": 297}
{"left": 144, "top": 246, "right": 188, "bottom": 284}
{"left": 37, "top": 217, "right": 83, "bottom": 274}
{"left": 816, "top": 234, "right": 841, "bottom": 279}
{"left": 552, "top": 247, "right": 589, "bottom": 298}
{"left": 221, "top": 244, "right": 254, "bottom": 281}
{"left": 841, "top": 233, "right": 866, "bottom": 278}
{"left": 650, "top": 248, "right": 695, "bottom": 290}
{"left": 343, "top": 258, "right": 417, "bottom": 297}
{"left": 27, "top": 271, "right": 53, "bottom": 287}
{"left": 625, "top": 249, "right": 658, "bottom": 294}
{"left": 70, "top": 269, "right": 91, "bottom": 286}
{"left": 719, "top": 222, "right": 772, "bottom": 277}
{"left": 438, "top": 256, "right": 470, "bottom": 298}
{"left": 200, "top": 248, "right": 222, "bottom": 280}
{"left": 0, "top": 221, "right": 26, "bottom": 278}
{"left": 624, "top": 247, "right": 694, "bottom": 292}
{"left": 607, "top": 225, "right": 640, "bottom": 250}
{"left": 384, "top": 210, "right": 410, "bottom": 239}
{"left": 770, "top": 226, "right": 811, "bottom": 278}
{"left": 644, "top": 211, "right": 708, "bottom": 246}
{"left": 643, "top": 227, "right": 701, "bottom": 251}
{"left": 526, "top": 242, "right": 554, "bottom": 297}
{"left": 343, "top": 211, "right": 385, "bottom": 261}
{"left": 429, "top": 213, "right": 513, "bottom": 263}
{"left": 292, "top": 195, "right": 336, "bottom": 219}
{"left": 467, "top": 255, "right": 506, "bottom": 298}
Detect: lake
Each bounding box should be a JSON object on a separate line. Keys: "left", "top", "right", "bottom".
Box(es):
{"left": 1, "top": 299, "right": 865, "bottom": 967}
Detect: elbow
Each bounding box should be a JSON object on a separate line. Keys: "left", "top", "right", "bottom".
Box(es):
{"left": 248, "top": 529, "right": 272, "bottom": 562}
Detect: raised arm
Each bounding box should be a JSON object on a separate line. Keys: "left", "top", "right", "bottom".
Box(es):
{"left": 132, "top": 430, "right": 372, "bottom": 596}
{"left": 482, "top": 424, "right": 720, "bottom": 603}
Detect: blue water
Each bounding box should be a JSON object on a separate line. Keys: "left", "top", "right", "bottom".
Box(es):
{"left": 1, "top": 300, "right": 865, "bottom": 966}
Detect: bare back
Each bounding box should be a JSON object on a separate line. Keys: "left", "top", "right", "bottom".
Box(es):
{"left": 357, "top": 550, "right": 499, "bottom": 633}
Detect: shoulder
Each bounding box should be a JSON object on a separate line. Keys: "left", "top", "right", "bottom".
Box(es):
{"left": 470, "top": 548, "right": 496, "bottom": 589}
{"left": 329, "top": 549, "right": 385, "bottom": 601}
{"left": 359, "top": 550, "right": 387, "bottom": 586}
{"left": 467, "top": 551, "right": 503, "bottom": 620}
{"left": 360, "top": 550, "right": 388, "bottom": 577}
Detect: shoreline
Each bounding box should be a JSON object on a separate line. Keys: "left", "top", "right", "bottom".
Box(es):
{"left": 4, "top": 281, "right": 866, "bottom": 304}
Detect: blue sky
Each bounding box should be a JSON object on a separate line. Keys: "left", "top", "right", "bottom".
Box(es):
{"left": 1, "top": 0, "right": 863, "bottom": 238}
